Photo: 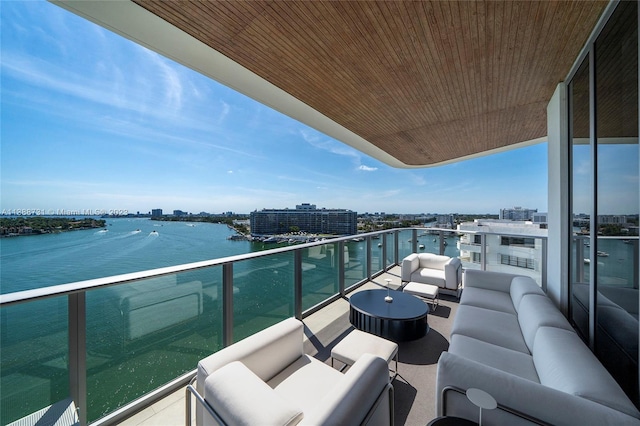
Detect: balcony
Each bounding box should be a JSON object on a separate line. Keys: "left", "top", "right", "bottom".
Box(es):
{"left": 1, "top": 227, "right": 548, "bottom": 425}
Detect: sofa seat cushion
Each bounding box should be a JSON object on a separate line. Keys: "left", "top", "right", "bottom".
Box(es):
{"left": 268, "top": 354, "right": 344, "bottom": 415}
{"left": 410, "top": 268, "right": 446, "bottom": 288}
{"left": 518, "top": 294, "right": 573, "bottom": 351}
{"left": 459, "top": 287, "right": 516, "bottom": 315}
{"left": 449, "top": 334, "right": 540, "bottom": 382}
{"left": 533, "top": 326, "right": 640, "bottom": 419}
{"left": 451, "top": 305, "right": 529, "bottom": 353}
{"left": 205, "top": 361, "right": 304, "bottom": 426}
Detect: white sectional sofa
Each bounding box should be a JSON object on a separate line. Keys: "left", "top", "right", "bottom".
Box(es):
{"left": 191, "top": 317, "right": 393, "bottom": 426}
{"left": 436, "top": 269, "right": 640, "bottom": 425}
{"left": 401, "top": 253, "right": 462, "bottom": 297}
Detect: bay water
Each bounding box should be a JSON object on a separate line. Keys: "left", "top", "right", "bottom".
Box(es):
{"left": 0, "top": 218, "right": 271, "bottom": 424}
{"left": 1, "top": 218, "right": 255, "bottom": 294}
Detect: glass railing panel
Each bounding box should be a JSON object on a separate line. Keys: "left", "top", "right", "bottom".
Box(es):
{"left": 85, "top": 268, "right": 222, "bottom": 422}
{"left": 457, "top": 231, "right": 480, "bottom": 270}
{"left": 1, "top": 297, "right": 69, "bottom": 425}
{"left": 371, "top": 234, "right": 384, "bottom": 274}
{"left": 384, "top": 232, "right": 395, "bottom": 267}
{"left": 443, "top": 231, "right": 461, "bottom": 258}
{"left": 398, "top": 229, "right": 415, "bottom": 260}
{"left": 232, "top": 252, "right": 294, "bottom": 342}
{"left": 302, "top": 243, "right": 339, "bottom": 311}
{"left": 345, "top": 239, "right": 367, "bottom": 289}
{"left": 422, "top": 229, "right": 442, "bottom": 256}
{"left": 484, "top": 236, "right": 544, "bottom": 285}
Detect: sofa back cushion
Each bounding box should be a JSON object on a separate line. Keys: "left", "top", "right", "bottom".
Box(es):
{"left": 517, "top": 294, "right": 573, "bottom": 352}
{"left": 198, "top": 318, "right": 304, "bottom": 385}
{"left": 509, "top": 276, "right": 545, "bottom": 311}
{"left": 419, "top": 253, "right": 451, "bottom": 270}
{"left": 533, "top": 326, "right": 640, "bottom": 419}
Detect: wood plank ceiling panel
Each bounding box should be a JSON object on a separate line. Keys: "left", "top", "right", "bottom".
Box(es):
{"left": 133, "top": 0, "right": 608, "bottom": 167}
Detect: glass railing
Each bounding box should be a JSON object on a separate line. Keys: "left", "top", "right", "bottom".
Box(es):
{"left": 0, "top": 227, "right": 547, "bottom": 425}
{"left": 458, "top": 230, "right": 547, "bottom": 288}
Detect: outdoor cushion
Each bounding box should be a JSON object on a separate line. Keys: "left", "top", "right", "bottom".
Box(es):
{"left": 510, "top": 276, "right": 546, "bottom": 311}
{"left": 449, "top": 334, "right": 540, "bottom": 382}
{"left": 533, "top": 326, "right": 640, "bottom": 418}
{"left": 268, "top": 355, "right": 343, "bottom": 415}
{"left": 518, "top": 294, "right": 573, "bottom": 352}
{"left": 451, "top": 305, "right": 529, "bottom": 353}
{"left": 411, "top": 268, "right": 446, "bottom": 288}
{"left": 204, "top": 361, "right": 304, "bottom": 426}
{"left": 459, "top": 286, "right": 516, "bottom": 314}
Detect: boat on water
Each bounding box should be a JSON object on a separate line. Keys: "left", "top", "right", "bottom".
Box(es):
{"left": 150, "top": 230, "right": 159, "bottom": 236}
{"left": 419, "top": 244, "right": 425, "bottom": 250}
{"left": 597, "top": 251, "right": 609, "bottom": 257}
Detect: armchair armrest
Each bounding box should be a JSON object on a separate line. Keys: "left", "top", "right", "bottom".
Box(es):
{"left": 401, "top": 253, "right": 419, "bottom": 282}
{"left": 304, "top": 353, "right": 393, "bottom": 425}
{"left": 443, "top": 258, "right": 462, "bottom": 291}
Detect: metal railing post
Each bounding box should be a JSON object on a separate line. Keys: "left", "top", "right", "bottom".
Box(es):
{"left": 394, "top": 231, "right": 399, "bottom": 266}
{"left": 69, "top": 292, "right": 87, "bottom": 426}
{"left": 366, "top": 236, "right": 372, "bottom": 279}
{"left": 222, "top": 263, "right": 234, "bottom": 346}
{"left": 382, "top": 233, "right": 388, "bottom": 270}
{"left": 412, "top": 228, "right": 417, "bottom": 254}
{"left": 439, "top": 230, "right": 445, "bottom": 255}
{"left": 541, "top": 237, "right": 548, "bottom": 292}
{"left": 294, "top": 249, "right": 303, "bottom": 319}
{"left": 480, "top": 234, "right": 487, "bottom": 271}
{"left": 339, "top": 241, "right": 346, "bottom": 296}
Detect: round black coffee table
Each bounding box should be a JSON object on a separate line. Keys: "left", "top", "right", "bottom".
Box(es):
{"left": 349, "top": 289, "right": 429, "bottom": 341}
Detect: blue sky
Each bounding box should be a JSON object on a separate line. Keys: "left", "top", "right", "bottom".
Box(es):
{"left": 1, "top": 1, "right": 549, "bottom": 216}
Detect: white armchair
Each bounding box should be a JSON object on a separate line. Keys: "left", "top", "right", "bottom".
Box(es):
{"left": 187, "top": 317, "right": 394, "bottom": 426}
{"left": 401, "top": 253, "right": 462, "bottom": 297}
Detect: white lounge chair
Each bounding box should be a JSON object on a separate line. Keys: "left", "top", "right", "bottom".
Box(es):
{"left": 187, "top": 317, "right": 394, "bottom": 426}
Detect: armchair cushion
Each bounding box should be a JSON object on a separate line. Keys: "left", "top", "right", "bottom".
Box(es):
{"left": 268, "top": 355, "right": 344, "bottom": 414}
{"left": 204, "top": 361, "right": 304, "bottom": 426}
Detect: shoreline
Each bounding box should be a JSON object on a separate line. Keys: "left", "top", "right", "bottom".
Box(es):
{"left": 0, "top": 217, "right": 107, "bottom": 238}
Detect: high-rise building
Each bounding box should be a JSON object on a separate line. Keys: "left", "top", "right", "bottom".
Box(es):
{"left": 250, "top": 204, "right": 357, "bottom": 235}
{"left": 499, "top": 207, "right": 537, "bottom": 221}
{"left": 151, "top": 209, "right": 163, "bottom": 217}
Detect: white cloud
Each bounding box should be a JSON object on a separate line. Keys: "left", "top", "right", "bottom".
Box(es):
{"left": 358, "top": 165, "right": 378, "bottom": 172}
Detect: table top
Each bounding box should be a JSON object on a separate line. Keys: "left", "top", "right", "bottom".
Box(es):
{"left": 349, "top": 289, "right": 428, "bottom": 320}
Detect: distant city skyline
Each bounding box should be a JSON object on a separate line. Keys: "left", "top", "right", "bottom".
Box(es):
{"left": 1, "top": 1, "right": 551, "bottom": 216}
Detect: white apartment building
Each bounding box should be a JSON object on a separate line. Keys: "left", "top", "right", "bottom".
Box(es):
{"left": 457, "top": 219, "right": 548, "bottom": 283}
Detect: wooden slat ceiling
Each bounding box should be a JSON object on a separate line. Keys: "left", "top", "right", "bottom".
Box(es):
{"left": 132, "top": 0, "right": 607, "bottom": 167}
